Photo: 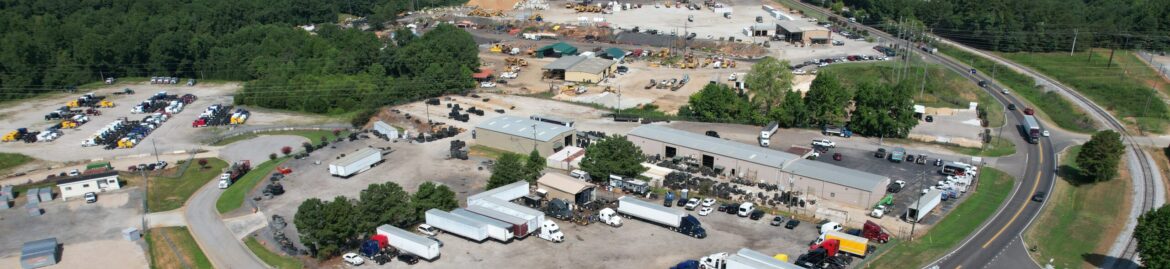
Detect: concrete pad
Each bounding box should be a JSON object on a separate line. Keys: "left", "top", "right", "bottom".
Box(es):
{"left": 0, "top": 240, "right": 148, "bottom": 269}
{"left": 224, "top": 212, "right": 269, "bottom": 240}
{"left": 146, "top": 210, "right": 188, "bottom": 228}
{"left": 218, "top": 135, "right": 309, "bottom": 164}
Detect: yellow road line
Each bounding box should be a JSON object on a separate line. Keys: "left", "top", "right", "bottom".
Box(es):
{"left": 982, "top": 142, "right": 1044, "bottom": 248}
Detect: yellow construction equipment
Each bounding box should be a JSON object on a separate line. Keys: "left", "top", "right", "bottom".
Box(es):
{"left": 60, "top": 120, "right": 78, "bottom": 129}
{"left": 490, "top": 44, "right": 503, "bottom": 53}
{"left": 656, "top": 48, "right": 670, "bottom": 58}
{"left": 2, "top": 131, "right": 19, "bottom": 142}
{"left": 468, "top": 8, "right": 503, "bottom": 17}
{"left": 505, "top": 57, "right": 528, "bottom": 67}
{"left": 99, "top": 100, "right": 114, "bottom": 108}
{"left": 529, "top": 13, "right": 543, "bottom": 21}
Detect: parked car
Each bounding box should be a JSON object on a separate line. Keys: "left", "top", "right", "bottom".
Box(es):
{"left": 343, "top": 253, "right": 365, "bottom": 265}
{"left": 1042, "top": 130, "right": 1050, "bottom": 137}
{"left": 770, "top": 216, "right": 785, "bottom": 226}
{"left": 84, "top": 192, "right": 97, "bottom": 203}
{"left": 397, "top": 254, "right": 419, "bottom": 264}
{"left": 698, "top": 207, "right": 713, "bottom": 216}
{"left": 705, "top": 130, "right": 720, "bottom": 138}
{"left": 700, "top": 198, "right": 716, "bottom": 207}
{"left": 785, "top": 219, "right": 801, "bottom": 229}
{"left": 934, "top": 159, "right": 944, "bottom": 166}
{"left": 811, "top": 139, "right": 836, "bottom": 148}
{"left": 718, "top": 203, "right": 734, "bottom": 213}
{"left": 749, "top": 210, "right": 765, "bottom": 220}
{"left": 875, "top": 148, "right": 887, "bottom": 158}
{"left": 67, "top": 169, "right": 80, "bottom": 177}
{"left": 905, "top": 154, "right": 915, "bottom": 163}
{"left": 833, "top": 153, "right": 842, "bottom": 161}
{"left": 684, "top": 198, "right": 700, "bottom": 210}
{"left": 1008, "top": 104, "right": 1017, "bottom": 110}
{"left": 417, "top": 224, "right": 438, "bottom": 236}
{"left": 479, "top": 81, "right": 496, "bottom": 88}
{"left": 726, "top": 203, "right": 740, "bottom": 215}
{"left": 677, "top": 196, "right": 688, "bottom": 207}
{"left": 925, "top": 115, "right": 934, "bottom": 122}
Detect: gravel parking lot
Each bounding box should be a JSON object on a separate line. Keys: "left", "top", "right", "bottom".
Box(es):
{"left": 0, "top": 188, "right": 146, "bottom": 267}
{"left": 363, "top": 194, "right": 831, "bottom": 269}
{"left": 0, "top": 82, "right": 329, "bottom": 163}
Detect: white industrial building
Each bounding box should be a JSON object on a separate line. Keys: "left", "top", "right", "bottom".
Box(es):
{"left": 56, "top": 171, "right": 121, "bottom": 200}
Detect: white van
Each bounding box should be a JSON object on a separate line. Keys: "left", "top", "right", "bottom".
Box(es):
{"left": 570, "top": 170, "right": 589, "bottom": 180}
{"left": 738, "top": 203, "right": 755, "bottom": 217}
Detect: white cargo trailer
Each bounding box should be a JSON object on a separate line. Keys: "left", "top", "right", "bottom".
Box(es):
{"left": 468, "top": 198, "right": 544, "bottom": 237}
{"left": 466, "top": 181, "right": 529, "bottom": 204}
{"left": 329, "top": 148, "right": 382, "bottom": 178}
{"left": 906, "top": 189, "right": 943, "bottom": 223}
{"left": 376, "top": 224, "right": 440, "bottom": 260}
{"left": 726, "top": 248, "right": 804, "bottom": 269}
{"left": 425, "top": 209, "right": 489, "bottom": 242}
{"left": 617, "top": 196, "right": 707, "bottom": 238}
{"left": 451, "top": 208, "right": 515, "bottom": 242}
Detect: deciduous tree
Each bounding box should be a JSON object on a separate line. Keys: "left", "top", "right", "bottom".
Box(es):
{"left": 356, "top": 182, "right": 415, "bottom": 231}
{"left": 488, "top": 153, "right": 527, "bottom": 189}
{"left": 412, "top": 182, "right": 458, "bottom": 217}
{"left": 525, "top": 149, "right": 545, "bottom": 184}
{"left": 578, "top": 135, "right": 647, "bottom": 182}
{"left": 1135, "top": 204, "right": 1170, "bottom": 269}
{"left": 1076, "top": 130, "right": 1125, "bottom": 182}
{"left": 744, "top": 57, "right": 793, "bottom": 112}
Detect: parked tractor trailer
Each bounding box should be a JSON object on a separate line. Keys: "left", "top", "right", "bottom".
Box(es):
{"left": 376, "top": 225, "right": 440, "bottom": 261}
{"left": 329, "top": 148, "right": 383, "bottom": 178}
{"left": 905, "top": 189, "right": 943, "bottom": 223}
{"left": 617, "top": 196, "right": 706, "bottom": 238}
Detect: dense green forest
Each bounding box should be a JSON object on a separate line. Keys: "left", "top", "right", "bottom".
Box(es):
{"left": 0, "top": 0, "right": 474, "bottom": 113}
{"left": 810, "top": 0, "right": 1170, "bottom": 52}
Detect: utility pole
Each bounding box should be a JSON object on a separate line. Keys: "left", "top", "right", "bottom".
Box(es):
{"left": 532, "top": 123, "right": 538, "bottom": 151}
{"left": 919, "top": 62, "right": 928, "bottom": 98}
{"left": 1070, "top": 29, "right": 1078, "bottom": 56}
{"left": 909, "top": 170, "right": 924, "bottom": 240}
{"left": 151, "top": 138, "right": 160, "bottom": 164}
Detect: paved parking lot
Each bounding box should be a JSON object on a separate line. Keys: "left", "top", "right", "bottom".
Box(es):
{"left": 0, "top": 188, "right": 146, "bottom": 267}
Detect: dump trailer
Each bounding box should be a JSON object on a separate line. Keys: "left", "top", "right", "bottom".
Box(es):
{"left": 906, "top": 189, "right": 943, "bottom": 223}
{"left": 376, "top": 225, "right": 440, "bottom": 260}
{"left": 425, "top": 209, "right": 489, "bottom": 242}
{"left": 819, "top": 231, "right": 871, "bottom": 257}
{"left": 616, "top": 196, "right": 706, "bottom": 238}
{"left": 329, "top": 148, "right": 382, "bottom": 178}
{"left": 1022, "top": 115, "right": 1040, "bottom": 144}
{"left": 451, "top": 208, "right": 516, "bottom": 242}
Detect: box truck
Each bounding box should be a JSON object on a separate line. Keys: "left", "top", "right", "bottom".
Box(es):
{"left": 425, "top": 209, "right": 489, "bottom": 242}
{"left": 617, "top": 196, "right": 706, "bottom": 238}
{"left": 375, "top": 225, "right": 440, "bottom": 261}
{"left": 329, "top": 148, "right": 382, "bottom": 178}
{"left": 816, "top": 231, "right": 872, "bottom": 257}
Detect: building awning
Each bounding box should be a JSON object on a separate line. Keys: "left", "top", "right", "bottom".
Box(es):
{"left": 537, "top": 42, "right": 578, "bottom": 55}
{"left": 473, "top": 68, "right": 493, "bottom": 79}
{"left": 604, "top": 47, "right": 625, "bottom": 59}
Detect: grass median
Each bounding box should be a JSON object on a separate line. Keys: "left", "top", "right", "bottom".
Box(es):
{"left": 937, "top": 44, "right": 1097, "bottom": 133}
{"left": 146, "top": 227, "right": 212, "bottom": 269}
{"left": 149, "top": 158, "right": 227, "bottom": 212}
{"left": 246, "top": 236, "right": 304, "bottom": 269}
{"left": 216, "top": 156, "right": 288, "bottom": 214}
{"left": 1024, "top": 145, "right": 1130, "bottom": 268}
{"left": 1001, "top": 49, "right": 1169, "bottom": 133}
{"left": 213, "top": 129, "right": 350, "bottom": 146}
{"left": 945, "top": 137, "right": 1016, "bottom": 157}
{"left": 865, "top": 168, "right": 1014, "bottom": 268}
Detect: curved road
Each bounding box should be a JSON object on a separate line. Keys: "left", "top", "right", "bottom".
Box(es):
{"left": 186, "top": 180, "right": 270, "bottom": 269}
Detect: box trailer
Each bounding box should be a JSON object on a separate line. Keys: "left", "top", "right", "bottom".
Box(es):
{"left": 906, "top": 189, "right": 943, "bottom": 223}
{"left": 467, "top": 181, "right": 530, "bottom": 204}
{"left": 451, "top": 208, "right": 515, "bottom": 242}
{"left": 819, "top": 231, "right": 871, "bottom": 257}
{"left": 329, "top": 148, "right": 382, "bottom": 178}
{"left": 760, "top": 121, "right": 779, "bottom": 139}
{"left": 376, "top": 225, "right": 440, "bottom": 260}
{"left": 1022, "top": 115, "right": 1041, "bottom": 144}
{"left": 728, "top": 248, "right": 803, "bottom": 269}
{"left": 616, "top": 196, "right": 706, "bottom": 238}
{"left": 425, "top": 209, "right": 489, "bottom": 242}
{"left": 468, "top": 198, "right": 544, "bottom": 237}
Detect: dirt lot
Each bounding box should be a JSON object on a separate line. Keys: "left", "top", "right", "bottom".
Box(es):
{"left": 0, "top": 188, "right": 147, "bottom": 268}
{"left": 0, "top": 81, "right": 330, "bottom": 163}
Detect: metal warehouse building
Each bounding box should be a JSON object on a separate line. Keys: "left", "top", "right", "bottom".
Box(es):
{"left": 776, "top": 20, "right": 831, "bottom": 45}
{"left": 541, "top": 56, "right": 617, "bottom": 83}
{"left": 627, "top": 125, "right": 888, "bottom": 208}
{"left": 474, "top": 116, "right": 576, "bottom": 157}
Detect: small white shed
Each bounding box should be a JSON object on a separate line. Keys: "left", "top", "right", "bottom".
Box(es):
{"left": 56, "top": 171, "right": 121, "bottom": 200}
{"left": 372, "top": 121, "right": 400, "bottom": 139}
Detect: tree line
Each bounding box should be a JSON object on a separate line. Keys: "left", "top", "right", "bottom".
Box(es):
{"left": 0, "top": 0, "right": 476, "bottom": 113}
{"left": 677, "top": 57, "right": 919, "bottom": 138}
{"left": 808, "top": 0, "right": 1170, "bottom": 52}
{"left": 294, "top": 181, "right": 457, "bottom": 259}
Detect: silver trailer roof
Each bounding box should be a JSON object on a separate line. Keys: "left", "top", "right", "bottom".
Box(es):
{"left": 331, "top": 148, "right": 380, "bottom": 167}
{"left": 452, "top": 208, "right": 512, "bottom": 229}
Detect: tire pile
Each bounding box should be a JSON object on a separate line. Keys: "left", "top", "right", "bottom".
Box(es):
{"left": 268, "top": 215, "right": 306, "bottom": 256}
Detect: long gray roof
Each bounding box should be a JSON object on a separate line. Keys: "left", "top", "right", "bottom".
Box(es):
{"left": 332, "top": 148, "right": 380, "bottom": 167}
{"left": 543, "top": 56, "right": 587, "bottom": 70}
{"left": 451, "top": 208, "right": 512, "bottom": 229}
{"left": 628, "top": 125, "right": 800, "bottom": 168}
{"left": 567, "top": 58, "right": 616, "bottom": 74}
{"left": 732, "top": 248, "right": 804, "bottom": 269}
{"left": 777, "top": 20, "right": 824, "bottom": 32}
{"left": 783, "top": 158, "right": 889, "bottom": 190}
{"left": 476, "top": 115, "right": 574, "bottom": 142}
{"left": 629, "top": 125, "right": 888, "bottom": 191}
{"left": 376, "top": 224, "right": 436, "bottom": 247}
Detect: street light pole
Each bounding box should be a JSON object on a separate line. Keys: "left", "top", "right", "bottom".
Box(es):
{"left": 909, "top": 170, "right": 924, "bottom": 241}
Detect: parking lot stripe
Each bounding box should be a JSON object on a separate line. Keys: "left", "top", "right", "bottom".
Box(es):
{"left": 981, "top": 143, "right": 1043, "bottom": 248}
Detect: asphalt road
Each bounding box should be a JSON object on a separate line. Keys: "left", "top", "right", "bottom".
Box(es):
{"left": 780, "top": 2, "right": 1058, "bottom": 269}
{"left": 185, "top": 180, "right": 270, "bottom": 269}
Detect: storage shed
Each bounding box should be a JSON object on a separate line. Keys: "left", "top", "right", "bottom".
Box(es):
{"left": 534, "top": 42, "right": 578, "bottom": 58}
{"left": 474, "top": 116, "right": 576, "bottom": 157}
{"left": 55, "top": 171, "right": 120, "bottom": 200}
{"left": 536, "top": 173, "right": 595, "bottom": 205}
{"left": 545, "top": 146, "right": 585, "bottom": 170}
{"left": 21, "top": 238, "right": 59, "bottom": 269}
{"left": 565, "top": 57, "right": 617, "bottom": 83}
